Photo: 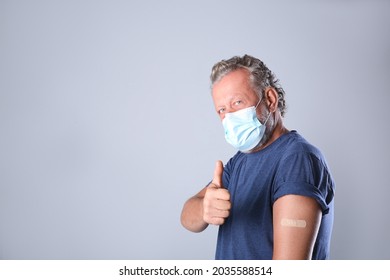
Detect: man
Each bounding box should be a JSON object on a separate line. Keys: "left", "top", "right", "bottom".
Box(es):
{"left": 180, "top": 54, "right": 335, "bottom": 260}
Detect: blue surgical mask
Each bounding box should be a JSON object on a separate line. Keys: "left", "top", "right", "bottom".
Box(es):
{"left": 222, "top": 99, "right": 270, "bottom": 152}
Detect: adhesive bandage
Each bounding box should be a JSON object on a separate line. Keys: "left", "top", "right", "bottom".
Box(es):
{"left": 281, "top": 218, "right": 307, "bottom": 228}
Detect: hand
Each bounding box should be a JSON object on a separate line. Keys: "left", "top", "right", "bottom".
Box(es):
{"left": 203, "top": 160, "right": 231, "bottom": 225}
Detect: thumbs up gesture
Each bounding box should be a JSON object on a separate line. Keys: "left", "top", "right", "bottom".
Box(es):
{"left": 203, "top": 161, "right": 231, "bottom": 225}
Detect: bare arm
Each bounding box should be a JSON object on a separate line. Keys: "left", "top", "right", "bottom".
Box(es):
{"left": 272, "top": 194, "right": 322, "bottom": 259}
{"left": 181, "top": 161, "right": 231, "bottom": 233}
{"left": 180, "top": 187, "right": 209, "bottom": 233}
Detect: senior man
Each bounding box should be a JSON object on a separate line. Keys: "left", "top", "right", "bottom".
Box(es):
{"left": 181, "top": 55, "right": 335, "bottom": 260}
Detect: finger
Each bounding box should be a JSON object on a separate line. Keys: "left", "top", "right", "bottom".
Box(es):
{"left": 214, "top": 199, "right": 231, "bottom": 211}
{"left": 206, "top": 216, "right": 226, "bottom": 226}
{"left": 216, "top": 188, "right": 230, "bottom": 201}
{"left": 215, "top": 209, "right": 230, "bottom": 218}
{"left": 212, "top": 160, "right": 224, "bottom": 188}
{"left": 205, "top": 186, "right": 230, "bottom": 201}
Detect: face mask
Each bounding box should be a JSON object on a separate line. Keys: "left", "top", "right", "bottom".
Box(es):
{"left": 222, "top": 99, "right": 270, "bottom": 152}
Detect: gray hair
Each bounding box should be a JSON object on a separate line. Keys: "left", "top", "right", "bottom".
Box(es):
{"left": 210, "top": 54, "right": 287, "bottom": 117}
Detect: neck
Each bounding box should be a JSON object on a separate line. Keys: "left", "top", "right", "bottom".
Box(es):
{"left": 251, "top": 113, "right": 289, "bottom": 152}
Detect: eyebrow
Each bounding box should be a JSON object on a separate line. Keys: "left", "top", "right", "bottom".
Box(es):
{"left": 215, "top": 95, "right": 246, "bottom": 107}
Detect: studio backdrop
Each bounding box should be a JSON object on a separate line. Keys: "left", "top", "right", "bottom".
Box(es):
{"left": 1, "top": 0, "right": 389, "bottom": 259}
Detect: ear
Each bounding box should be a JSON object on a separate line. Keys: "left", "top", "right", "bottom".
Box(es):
{"left": 264, "top": 87, "right": 279, "bottom": 113}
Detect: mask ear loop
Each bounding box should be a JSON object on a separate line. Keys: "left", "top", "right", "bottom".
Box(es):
{"left": 254, "top": 97, "right": 262, "bottom": 109}
{"left": 254, "top": 96, "right": 270, "bottom": 124}
{"left": 263, "top": 111, "right": 272, "bottom": 125}
{"left": 254, "top": 94, "right": 271, "bottom": 125}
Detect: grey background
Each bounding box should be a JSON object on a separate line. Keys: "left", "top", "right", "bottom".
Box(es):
{"left": 1, "top": 0, "right": 389, "bottom": 259}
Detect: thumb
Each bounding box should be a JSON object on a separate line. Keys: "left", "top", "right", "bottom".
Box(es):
{"left": 211, "top": 160, "right": 224, "bottom": 188}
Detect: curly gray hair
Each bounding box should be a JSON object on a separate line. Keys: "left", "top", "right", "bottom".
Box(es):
{"left": 210, "top": 54, "right": 287, "bottom": 117}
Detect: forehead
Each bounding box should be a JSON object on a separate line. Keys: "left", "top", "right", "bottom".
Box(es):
{"left": 212, "top": 69, "right": 256, "bottom": 100}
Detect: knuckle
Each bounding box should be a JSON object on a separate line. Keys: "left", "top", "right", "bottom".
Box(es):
{"left": 216, "top": 217, "right": 225, "bottom": 225}
{"left": 227, "top": 201, "right": 232, "bottom": 209}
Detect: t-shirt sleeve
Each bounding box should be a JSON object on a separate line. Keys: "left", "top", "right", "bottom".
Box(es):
{"left": 272, "top": 151, "right": 335, "bottom": 215}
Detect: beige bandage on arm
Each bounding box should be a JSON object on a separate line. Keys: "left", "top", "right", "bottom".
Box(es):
{"left": 281, "top": 218, "right": 307, "bottom": 228}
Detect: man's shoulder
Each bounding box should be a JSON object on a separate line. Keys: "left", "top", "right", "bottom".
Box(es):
{"left": 280, "top": 131, "right": 331, "bottom": 172}
{"left": 283, "top": 131, "right": 322, "bottom": 156}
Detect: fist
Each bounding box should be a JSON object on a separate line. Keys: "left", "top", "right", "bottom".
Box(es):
{"left": 203, "top": 160, "right": 231, "bottom": 225}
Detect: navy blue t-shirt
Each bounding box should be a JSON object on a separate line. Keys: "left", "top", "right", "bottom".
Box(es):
{"left": 215, "top": 131, "right": 335, "bottom": 260}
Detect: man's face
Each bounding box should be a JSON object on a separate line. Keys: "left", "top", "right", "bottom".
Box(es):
{"left": 212, "top": 68, "right": 274, "bottom": 151}
{"left": 212, "top": 69, "right": 260, "bottom": 120}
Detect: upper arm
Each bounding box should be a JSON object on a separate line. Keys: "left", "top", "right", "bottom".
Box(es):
{"left": 272, "top": 194, "right": 322, "bottom": 259}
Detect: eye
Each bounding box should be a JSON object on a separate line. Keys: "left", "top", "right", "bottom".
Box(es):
{"left": 217, "top": 108, "right": 226, "bottom": 114}
{"left": 233, "top": 100, "right": 242, "bottom": 106}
